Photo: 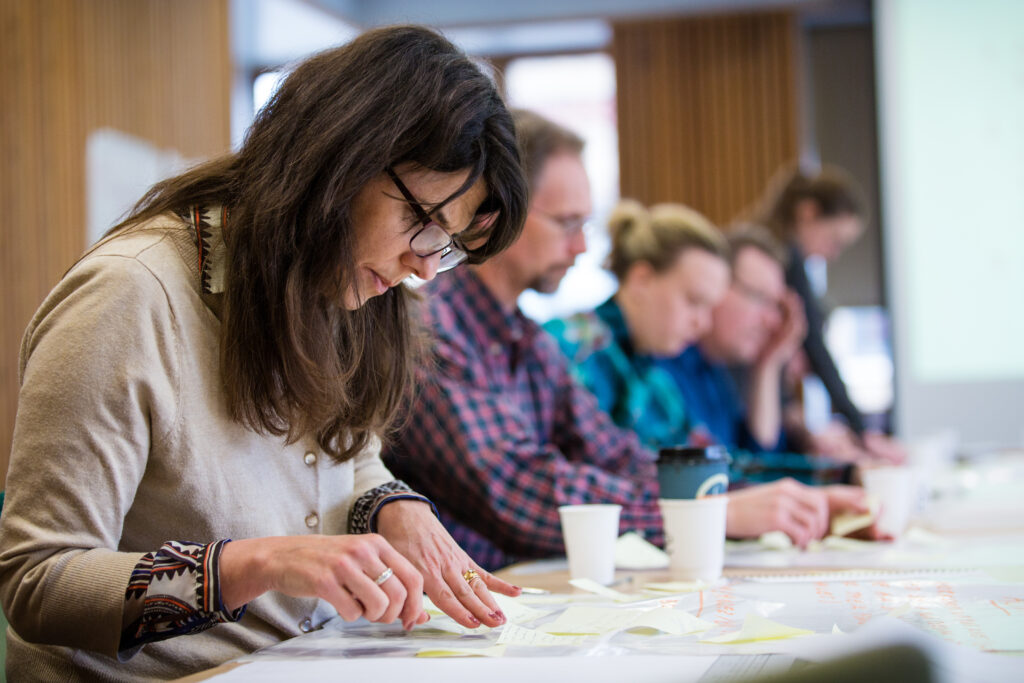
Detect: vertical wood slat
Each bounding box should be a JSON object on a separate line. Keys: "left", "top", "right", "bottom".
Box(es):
{"left": 613, "top": 12, "right": 799, "bottom": 227}
{"left": 0, "top": 0, "right": 231, "bottom": 489}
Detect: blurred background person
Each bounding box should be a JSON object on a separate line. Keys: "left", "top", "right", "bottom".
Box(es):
{"left": 659, "top": 224, "right": 851, "bottom": 484}
{"left": 758, "top": 166, "right": 906, "bottom": 464}
{"left": 545, "top": 197, "right": 876, "bottom": 546}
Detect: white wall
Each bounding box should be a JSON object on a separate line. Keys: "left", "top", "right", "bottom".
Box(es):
{"left": 876, "top": 0, "right": 1024, "bottom": 447}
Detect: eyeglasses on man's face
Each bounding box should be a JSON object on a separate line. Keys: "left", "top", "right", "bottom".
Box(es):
{"left": 732, "top": 278, "right": 781, "bottom": 311}
{"left": 531, "top": 207, "right": 591, "bottom": 238}
{"left": 385, "top": 168, "right": 469, "bottom": 273}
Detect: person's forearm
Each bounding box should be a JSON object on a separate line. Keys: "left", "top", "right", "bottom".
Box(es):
{"left": 746, "top": 360, "right": 783, "bottom": 449}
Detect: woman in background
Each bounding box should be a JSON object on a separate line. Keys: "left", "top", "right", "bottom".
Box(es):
{"left": 545, "top": 199, "right": 876, "bottom": 548}
{"left": 0, "top": 26, "right": 527, "bottom": 680}
{"left": 760, "top": 166, "right": 904, "bottom": 463}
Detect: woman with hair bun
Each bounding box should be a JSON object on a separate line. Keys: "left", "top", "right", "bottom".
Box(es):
{"left": 545, "top": 199, "right": 875, "bottom": 548}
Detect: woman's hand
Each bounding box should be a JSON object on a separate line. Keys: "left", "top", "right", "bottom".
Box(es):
{"left": 219, "top": 534, "right": 428, "bottom": 630}
{"left": 375, "top": 498, "right": 521, "bottom": 629}
{"left": 725, "top": 478, "right": 830, "bottom": 548}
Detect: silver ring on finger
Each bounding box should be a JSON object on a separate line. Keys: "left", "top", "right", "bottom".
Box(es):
{"left": 374, "top": 567, "right": 394, "bottom": 586}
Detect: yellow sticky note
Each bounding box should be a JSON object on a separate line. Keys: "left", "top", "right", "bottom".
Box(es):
{"left": 830, "top": 494, "right": 880, "bottom": 537}
{"left": 416, "top": 644, "right": 507, "bottom": 658}
{"left": 700, "top": 613, "right": 814, "bottom": 644}
{"left": 540, "top": 606, "right": 639, "bottom": 635}
{"left": 541, "top": 605, "right": 712, "bottom": 637}
{"left": 492, "top": 593, "right": 547, "bottom": 625}
{"left": 497, "top": 623, "right": 593, "bottom": 647}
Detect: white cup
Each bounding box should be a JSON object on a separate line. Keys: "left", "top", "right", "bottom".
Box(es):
{"left": 558, "top": 504, "right": 621, "bottom": 585}
{"left": 658, "top": 497, "right": 729, "bottom": 581}
{"left": 860, "top": 466, "right": 916, "bottom": 537}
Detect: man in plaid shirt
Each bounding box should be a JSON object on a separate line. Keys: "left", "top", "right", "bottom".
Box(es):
{"left": 384, "top": 110, "right": 871, "bottom": 570}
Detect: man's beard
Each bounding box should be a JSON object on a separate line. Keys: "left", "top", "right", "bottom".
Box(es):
{"left": 527, "top": 266, "right": 570, "bottom": 294}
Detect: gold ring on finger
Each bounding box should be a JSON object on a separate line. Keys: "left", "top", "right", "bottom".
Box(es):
{"left": 462, "top": 569, "right": 480, "bottom": 584}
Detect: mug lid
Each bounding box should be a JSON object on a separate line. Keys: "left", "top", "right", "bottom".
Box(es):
{"left": 657, "top": 445, "right": 731, "bottom": 463}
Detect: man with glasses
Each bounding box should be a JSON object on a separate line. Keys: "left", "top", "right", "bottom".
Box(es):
{"left": 657, "top": 225, "right": 855, "bottom": 482}
{"left": 384, "top": 112, "right": 875, "bottom": 569}
{"left": 383, "top": 110, "right": 663, "bottom": 570}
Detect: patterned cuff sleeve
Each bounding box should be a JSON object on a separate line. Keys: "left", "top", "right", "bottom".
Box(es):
{"left": 120, "top": 539, "right": 245, "bottom": 655}
{"left": 348, "top": 480, "right": 439, "bottom": 534}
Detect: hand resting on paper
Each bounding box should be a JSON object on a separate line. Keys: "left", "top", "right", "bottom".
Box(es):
{"left": 376, "top": 498, "right": 521, "bottom": 630}
{"left": 219, "top": 533, "right": 429, "bottom": 631}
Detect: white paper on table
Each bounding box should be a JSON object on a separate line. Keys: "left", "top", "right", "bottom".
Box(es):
{"left": 642, "top": 580, "right": 712, "bottom": 594}
{"left": 496, "top": 623, "right": 594, "bottom": 647}
{"left": 615, "top": 531, "right": 670, "bottom": 569}
{"left": 700, "top": 613, "right": 814, "bottom": 644}
{"left": 569, "top": 578, "right": 648, "bottom": 602}
{"left": 628, "top": 607, "right": 715, "bottom": 635}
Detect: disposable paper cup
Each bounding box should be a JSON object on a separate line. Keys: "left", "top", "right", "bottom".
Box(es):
{"left": 860, "top": 466, "right": 915, "bottom": 537}
{"left": 658, "top": 497, "right": 729, "bottom": 581}
{"left": 558, "top": 504, "right": 621, "bottom": 585}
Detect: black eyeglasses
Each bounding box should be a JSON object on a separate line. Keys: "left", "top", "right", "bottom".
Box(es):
{"left": 385, "top": 168, "right": 468, "bottom": 273}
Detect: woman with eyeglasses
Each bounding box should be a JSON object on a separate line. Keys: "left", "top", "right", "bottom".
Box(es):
{"left": 545, "top": 200, "right": 877, "bottom": 548}
{"left": 0, "top": 26, "right": 527, "bottom": 680}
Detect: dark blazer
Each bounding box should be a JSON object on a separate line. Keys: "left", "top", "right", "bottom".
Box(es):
{"left": 785, "top": 242, "right": 866, "bottom": 435}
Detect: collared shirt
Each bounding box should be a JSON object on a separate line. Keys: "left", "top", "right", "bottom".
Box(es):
{"left": 383, "top": 269, "right": 662, "bottom": 571}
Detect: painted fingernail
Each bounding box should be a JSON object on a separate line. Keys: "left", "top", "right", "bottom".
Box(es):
{"left": 488, "top": 612, "right": 500, "bottom": 621}
{"left": 469, "top": 615, "right": 481, "bottom": 626}
{"left": 496, "top": 610, "right": 507, "bottom": 622}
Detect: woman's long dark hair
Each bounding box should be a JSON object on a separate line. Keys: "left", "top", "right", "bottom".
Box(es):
{"left": 112, "top": 26, "right": 527, "bottom": 462}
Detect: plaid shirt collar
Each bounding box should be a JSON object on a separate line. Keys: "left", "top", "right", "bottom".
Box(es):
{"left": 430, "top": 266, "right": 540, "bottom": 360}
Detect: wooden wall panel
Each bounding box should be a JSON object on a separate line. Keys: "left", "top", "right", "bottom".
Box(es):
{"left": 0, "top": 0, "right": 230, "bottom": 488}
{"left": 613, "top": 12, "right": 799, "bottom": 226}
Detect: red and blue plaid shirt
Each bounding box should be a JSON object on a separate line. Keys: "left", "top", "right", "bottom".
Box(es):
{"left": 384, "top": 269, "right": 662, "bottom": 570}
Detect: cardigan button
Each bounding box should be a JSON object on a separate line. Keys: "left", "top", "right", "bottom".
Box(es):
{"left": 303, "top": 452, "right": 317, "bottom": 466}
{"left": 299, "top": 617, "right": 313, "bottom": 633}
{"left": 305, "top": 513, "right": 319, "bottom": 528}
